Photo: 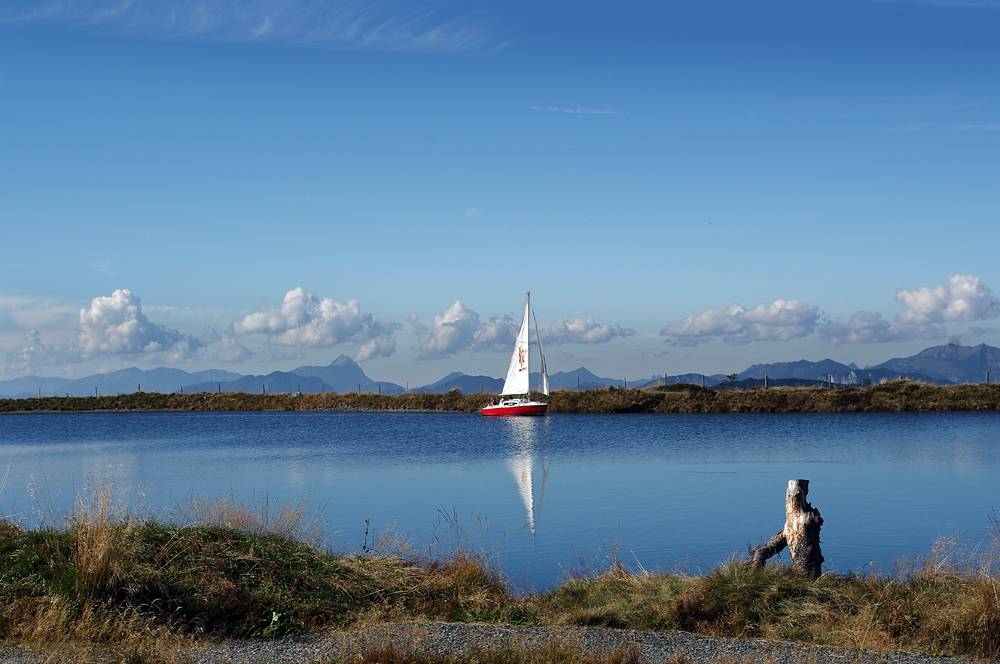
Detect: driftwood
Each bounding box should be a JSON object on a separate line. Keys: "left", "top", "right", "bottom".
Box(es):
{"left": 747, "top": 479, "right": 824, "bottom": 578}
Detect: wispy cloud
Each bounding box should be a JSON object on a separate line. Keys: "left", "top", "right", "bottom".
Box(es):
{"left": 818, "top": 311, "right": 945, "bottom": 345}
{"left": 529, "top": 106, "right": 628, "bottom": 115}
{"left": 2, "top": 0, "right": 500, "bottom": 53}
{"left": 88, "top": 260, "right": 115, "bottom": 276}
{"left": 953, "top": 124, "right": 1000, "bottom": 131}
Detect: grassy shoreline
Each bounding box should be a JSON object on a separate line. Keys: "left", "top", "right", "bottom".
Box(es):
{"left": 2, "top": 485, "right": 999, "bottom": 662}
{"left": 3, "top": 380, "right": 1000, "bottom": 414}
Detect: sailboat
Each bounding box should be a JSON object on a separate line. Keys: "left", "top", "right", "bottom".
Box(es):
{"left": 481, "top": 292, "right": 549, "bottom": 416}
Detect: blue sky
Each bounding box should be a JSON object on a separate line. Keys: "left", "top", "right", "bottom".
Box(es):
{"left": 1, "top": 0, "right": 998, "bottom": 386}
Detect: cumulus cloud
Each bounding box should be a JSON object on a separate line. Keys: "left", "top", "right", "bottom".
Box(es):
{"left": 3, "top": 329, "right": 62, "bottom": 375}
{"left": 232, "top": 287, "right": 397, "bottom": 348}
{"left": 3, "top": 0, "right": 499, "bottom": 53}
{"left": 416, "top": 301, "right": 641, "bottom": 359}
{"left": 894, "top": 274, "right": 1000, "bottom": 325}
{"left": 78, "top": 289, "right": 187, "bottom": 356}
{"left": 354, "top": 338, "right": 396, "bottom": 362}
{"left": 1, "top": 289, "right": 260, "bottom": 378}
{"left": 819, "top": 311, "right": 945, "bottom": 345}
{"left": 541, "top": 317, "right": 636, "bottom": 345}
{"left": 661, "top": 299, "right": 819, "bottom": 346}
{"left": 417, "top": 301, "right": 515, "bottom": 360}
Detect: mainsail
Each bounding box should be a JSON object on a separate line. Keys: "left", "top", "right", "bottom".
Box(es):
{"left": 501, "top": 298, "right": 531, "bottom": 395}
{"left": 500, "top": 293, "right": 549, "bottom": 397}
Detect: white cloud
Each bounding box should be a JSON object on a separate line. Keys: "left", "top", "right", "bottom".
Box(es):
{"left": 529, "top": 106, "right": 628, "bottom": 115}
{"left": 541, "top": 317, "right": 636, "bottom": 344}
{"left": 232, "top": 287, "right": 397, "bottom": 348}
{"left": 417, "top": 300, "right": 515, "bottom": 360}
{"left": 3, "top": 0, "right": 498, "bottom": 53}
{"left": 354, "top": 338, "right": 396, "bottom": 362}
{"left": 895, "top": 274, "right": 1000, "bottom": 325}
{"left": 417, "top": 301, "right": 640, "bottom": 359}
{"left": 78, "top": 289, "right": 186, "bottom": 356}
{"left": 661, "top": 299, "right": 819, "bottom": 346}
{"left": 0, "top": 294, "right": 78, "bottom": 339}
{"left": 819, "top": 311, "right": 945, "bottom": 345}
{"left": 202, "top": 336, "right": 254, "bottom": 363}
{"left": 1, "top": 289, "right": 261, "bottom": 378}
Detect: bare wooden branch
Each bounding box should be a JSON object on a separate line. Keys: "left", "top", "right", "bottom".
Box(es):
{"left": 747, "top": 479, "right": 824, "bottom": 578}
{"left": 748, "top": 530, "right": 787, "bottom": 570}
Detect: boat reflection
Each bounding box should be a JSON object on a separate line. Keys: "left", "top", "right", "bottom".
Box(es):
{"left": 500, "top": 417, "right": 549, "bottom": 538}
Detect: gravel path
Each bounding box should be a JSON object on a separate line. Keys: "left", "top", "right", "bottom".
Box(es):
{"left": 1, "top": 623, "right": 991, "bottom": 664}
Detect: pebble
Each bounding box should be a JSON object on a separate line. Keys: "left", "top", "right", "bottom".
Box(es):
{"left": 1, "top": 623, "right": 990, "bottom": 663}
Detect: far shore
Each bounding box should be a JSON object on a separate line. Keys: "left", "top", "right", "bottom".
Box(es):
{"left": 2, "top": 380, "right": 999, "bottom": 414}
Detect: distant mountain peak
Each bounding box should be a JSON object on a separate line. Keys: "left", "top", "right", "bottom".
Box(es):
{"left": 331, "top": 354, "right": 358, "bottom": 368}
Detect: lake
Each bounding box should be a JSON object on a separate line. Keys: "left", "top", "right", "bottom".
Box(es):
{"left": 1, "top": 410, "right": 998, "bottom": 589}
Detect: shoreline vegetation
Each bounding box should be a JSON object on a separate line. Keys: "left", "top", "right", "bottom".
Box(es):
{"left": 1, "top": 483, "right": 999, "bottom": 663}
{"left": 3, "top": 380, "right": 1000, "bottom": 415}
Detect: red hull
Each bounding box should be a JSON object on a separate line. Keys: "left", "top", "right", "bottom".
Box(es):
{"left": 481, "top": 402, "right": 548, "bottom": 417}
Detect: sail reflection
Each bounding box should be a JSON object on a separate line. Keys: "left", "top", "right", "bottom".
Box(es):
{"left": 501, "top": 417, "right": 549, "bottom": 538}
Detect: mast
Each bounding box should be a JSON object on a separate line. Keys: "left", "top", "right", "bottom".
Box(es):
{"left": 526, "top": 291, "right": 531, "bottom": 398}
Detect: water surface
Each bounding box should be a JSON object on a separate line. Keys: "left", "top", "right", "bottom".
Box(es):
{"left": 2, "top": 411, "right": 998, "bottom": 588}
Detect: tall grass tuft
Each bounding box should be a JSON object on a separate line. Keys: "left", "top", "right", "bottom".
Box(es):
{"left": 64, "top": 478, "right": 147, "bottom": 598}
{"left": 172, "top": 490, "right": 327, "bottom": 547}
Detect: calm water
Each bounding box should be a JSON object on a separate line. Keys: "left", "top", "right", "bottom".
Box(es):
{"left": 1, "top": 411, "right": 998, "bottom": 588}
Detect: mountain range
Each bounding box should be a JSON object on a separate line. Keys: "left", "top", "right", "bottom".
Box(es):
{"left": 2, "top": 343, "right": 998, "bottom": 399}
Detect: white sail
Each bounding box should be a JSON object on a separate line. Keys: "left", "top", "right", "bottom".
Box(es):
{"left": 533, "top": 311, "right": 549, "bottom": 396}
{"left": 501, "top": 297, "right": 531, "bottom": 395}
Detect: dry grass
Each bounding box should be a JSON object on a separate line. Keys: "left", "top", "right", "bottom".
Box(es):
{"left": 171, "top": 490, "right": 328, "bottom": 548}
{"left": 0, "top": 478, "right": 515, "bottom": 655}
{"left": 5, "top": 479, "right": 1000, "bottom": 661}
{"left": 534, "top": 532, "right": 1000, "bottom": 660}
{"left": 4, "top": 380, "right": 1000, "bottom": 414}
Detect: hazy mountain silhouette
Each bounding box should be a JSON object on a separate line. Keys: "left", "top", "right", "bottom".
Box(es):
{"left": 186, "top": 372, "right": 331, "bottom": 395}
{"left": 872, "top": 343, "right": 1000, "bottom": 384}
{"left": 412, "top": 372, "right": 503, "bottom": 394}
{"left": 0, "top": 367, "right": 244, "bottom": 398}
{"left": 290, "top": 355, "right": 405, "bottom": 394}
{"left": 632, "top": 373, "right": 726, "bottom": 388}
{"left": 544, "top": 367, "right": 620, "bottom": 390}
{"left": 4, "top": 343, "right": 998, "bottom": 399}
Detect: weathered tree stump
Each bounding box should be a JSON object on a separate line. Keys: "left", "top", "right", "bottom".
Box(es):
{"left": 747, "top": 479, "right": 824, "bottom": 578}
